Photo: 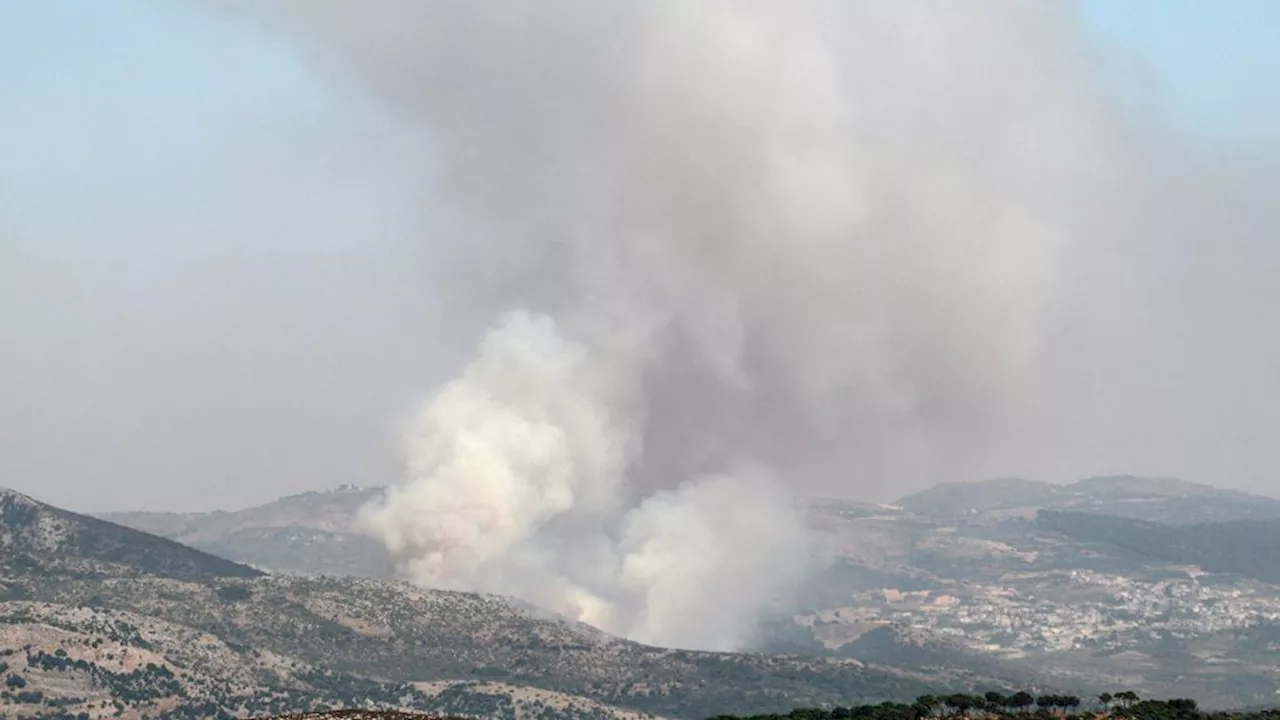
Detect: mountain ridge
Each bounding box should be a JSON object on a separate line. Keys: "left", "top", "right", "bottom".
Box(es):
{"left": 894, "top": 476, "right": 1280, "bottom": 524}
{"left": 97, "top": 485, "right": 390, "bottom": 577}
{"left": 0, "top": 486, "right": 262, "bottom": 581}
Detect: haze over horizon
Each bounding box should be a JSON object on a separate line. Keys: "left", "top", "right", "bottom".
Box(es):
{"left": 69, "top": 473, "right": 1280, "bottom": 517}
{"left": 3, "top": 0, "right": 1279, "bottom": 519}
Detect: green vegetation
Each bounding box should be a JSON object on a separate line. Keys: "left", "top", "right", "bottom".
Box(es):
{"left": 1038, "top": 511, "right": 1280, "bottom": 583}
{"left": 898, "top": 478, "right": 1065, "bottom": 515}
{"left": 898, "top": 476, "right": 1280, "bottom": 524}
{"left": 215, "top": 584, "right": 253, "bottom": 603}
{"left": 704, "top": 692, "right": 1277, "bottom": 720}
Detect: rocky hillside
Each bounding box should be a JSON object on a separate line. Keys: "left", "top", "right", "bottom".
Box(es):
{"left": 0, "top": 597, "right": 673, "bottom": 720}
{"left": 0, "top": 488, "right": 261, "bottom": 582}
{"left": 4, "top": 572, "right": 1010, "bottom": 719}
{"left": 1, "top": 489, "right": 1021, "bottom": 719}
{"left": 265, "top": 714, "right": 462, "bottom": 720}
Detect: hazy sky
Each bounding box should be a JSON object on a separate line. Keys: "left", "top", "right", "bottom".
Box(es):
{"left": 2, "top": 0, "right": 1278, "bottom": 512}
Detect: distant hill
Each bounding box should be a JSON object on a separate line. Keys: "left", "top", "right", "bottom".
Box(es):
{"left": 101, "top": 484, "right": 384, "bottom": 539}
{"left": 897, "top": 476, "right": 1280, "bottom": 524}
{"left": 1067, "top": 476, "right": 1219, "bottom": 498}
{"left": 1037, "top": 510, "right": 1280, "bottom": 584}
{"left": 98, "top": 485, "right": 392, "bottom": 577}
{"left": 99, "top": 476, "right": 1280, "bottom": 582}
{"left": 895, "top": 478, "right": 1063, "bottom": 516}
{"left": 0, "top": 487, "right": 261, "bottom": 581}
{"left": 791, "top": 476, "right": 1280, "bottom": 709}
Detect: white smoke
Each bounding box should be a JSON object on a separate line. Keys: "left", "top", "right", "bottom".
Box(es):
{"left": 354, "top": 310, "right": 809, "bottom": 648}
{"left": 219, "top": 1, "right": 1132, "bottom": 649}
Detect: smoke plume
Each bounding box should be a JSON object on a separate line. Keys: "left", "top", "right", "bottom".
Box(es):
{"left": 222, "top": 1, "right": 1132, "bottom": 649}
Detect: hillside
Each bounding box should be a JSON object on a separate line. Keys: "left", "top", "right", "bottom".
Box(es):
{"left": 6, "top": 572, "right": 1013, "bottom": 719}
{"left": 894, "top": 479, "right": 1064, "bottom": 516}
{"left": 896, "top": 476, "right": 1280, "bottom": 524}
{"left": 89, "top": 478, "right": 1280, "bottom": 709}
{"left": 100, "top": 486, "right": 383, "bottom": 540}
{"left": 97, "top": 486, "right": 390, "bottom": 578}
{"left": 0, "top": 489, "right": 1023, "bottom": 719}
{"left": 783, "top": 478, "right": 1280, "bottom": 709}
{"left": 0, "top": 598, "right": 677, "bottom": 720}
{"left": 0, "top": 488, "right": 261, "bottom": 582}
{"left": 1037, "top": 510, "right": 1280, "bottom": 584}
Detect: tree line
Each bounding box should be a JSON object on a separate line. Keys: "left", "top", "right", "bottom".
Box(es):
{"left": 704, "top": 690, "right": 1280, "bottom": 720}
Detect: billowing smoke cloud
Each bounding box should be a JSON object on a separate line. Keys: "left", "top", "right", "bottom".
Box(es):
{"left": 220, "top": 1, "right": 1132, "bottom": 648}
{"left": 353, "top": 309, "right": 811, "bottom": 648}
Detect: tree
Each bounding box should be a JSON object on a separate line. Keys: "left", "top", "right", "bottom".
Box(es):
{"left": 916, "top": 696, "right": 940, "bottom": 717}
{"left": 1009, "top": 692, "right": 1036, "bottom": 713}
{"left": 945, "top": 694, "right": 977, "bottom": 717}
{"left": 1098, "top": 694, "right": 1114, "bottom": 711}
{"left": 1116, "top": 692, "right": 1140, "bottom": 709}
